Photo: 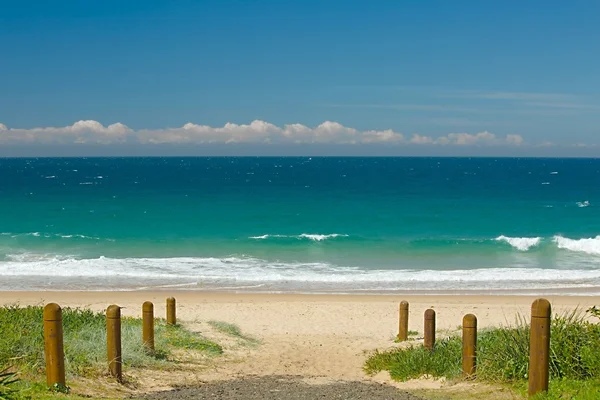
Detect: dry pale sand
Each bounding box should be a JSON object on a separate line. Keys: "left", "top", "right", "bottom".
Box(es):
{"left": 2, "top": 291, "right": 599, "bottom": 397}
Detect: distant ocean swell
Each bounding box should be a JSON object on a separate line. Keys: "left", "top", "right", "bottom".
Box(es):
{"left": 3, "top": 232, "right": 600, "bottom": 255}
{"left": 251, "top": 234, "right": 600, "bottom": 255}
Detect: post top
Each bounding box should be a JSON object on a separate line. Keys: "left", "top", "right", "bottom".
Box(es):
{"left": 424, "top": 308, "right": 436, "bottom": 319}
{"left": 167, "top": 297, "right": 176, "bottom": 303}
{"left": 106, "top": 304, "right": 121, "bottom": 318}
{"left": 463, "top": 313, "right": 477, "bottom": 328}
{"left": 400, "top": 300, "right": 409, "bottom": 308}
{"left": 43, "top": 303, "right": 62, "bottom": 320}
{"left": 143, "top": 301, "right": 154, "bottom": 312}
{"left": 531, "top": 298, "right": 551, "bottom": 318}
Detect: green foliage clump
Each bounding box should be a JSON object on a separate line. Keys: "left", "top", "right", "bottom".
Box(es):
{"left": 365, "top": 308, "right": 600, "bottom": 393}
{"left": 0, "top": 305, "right": 221, "bottom": 379}
{"left": 366, "top": 337, "right": 462, "bottom": 381}
{"left": 0, "top": 367, "right": 19, "bottom": 400}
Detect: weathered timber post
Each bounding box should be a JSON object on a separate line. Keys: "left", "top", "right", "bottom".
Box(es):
{"left": 43, "top": 303, "right": 66, "bottom": 388}
{"left": 106, "top": 304, "right": 122, "bottom": 382}
{"left": 424, "top": 308, "right": 436, "bottom": 351}
{"left": 397, "top": 301, "right": 409, "bottom": 341}
{"left": 528, "top": 298, "right": 551, "bottom": 397}
{"left": 166, "top": 297, "right": 176, "bottom": 326}
{"left": 462, "top": 313, "right": 477, "bottom": 378}
{"left": 142, "top": 301, "right": 155, "bottom": 352}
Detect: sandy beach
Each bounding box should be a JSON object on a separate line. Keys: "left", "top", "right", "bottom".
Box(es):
{"left": 2, "top": 291, "right": 599, "bottom": 397}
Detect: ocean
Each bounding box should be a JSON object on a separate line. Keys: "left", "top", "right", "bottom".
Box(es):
{"left": 1, "top": 157, "right": 599, "bottom": 294}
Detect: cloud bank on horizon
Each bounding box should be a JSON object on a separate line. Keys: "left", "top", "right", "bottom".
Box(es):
{"left": 0, "top": 120, "right": 530, "bottom": 147}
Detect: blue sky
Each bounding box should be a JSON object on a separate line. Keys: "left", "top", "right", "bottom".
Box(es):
{"left": 1, "top": 0, "right": 599, "bottom": 155}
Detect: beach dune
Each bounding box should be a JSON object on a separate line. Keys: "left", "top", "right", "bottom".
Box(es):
{"left": 2, "top": 291, "right": 598, "bottom": 393}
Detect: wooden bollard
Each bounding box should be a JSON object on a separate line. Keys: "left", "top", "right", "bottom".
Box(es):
{"left": 462, "top": 313, "right": 477, "bottom": 378}
{"left": 106, "top": 305, "right": 122, "bottom": 382}
{"left": 528, "top": 298, "right": 551, "bottom": 397}
{"left": 43, "top": 303, "right": 66, "bottom": 388}
{"left": 142, "top": 301, "right": 155, "bottom": 352}
{"left": 166, "top": 297, "right": 176, "bottom": 326}
{"left": 424, "top": 309, "right": 436, "bottom": 351}
{"left": 397, "top": 301, "right": 409, "bottom": 341}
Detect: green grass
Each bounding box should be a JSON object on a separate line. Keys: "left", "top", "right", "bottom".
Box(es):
{"left": 207, "top": 320, "right": 260, "bottom": 344}
{"left": 0, "top": 379, "right": 122, "bottom": 400}
{"left": 0, "top": 304, "right": 222, "bottom": 399}
{"left": 365, "top": 308, "right": 600, "bottom": 399}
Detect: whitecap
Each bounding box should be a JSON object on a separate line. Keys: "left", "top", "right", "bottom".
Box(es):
{"left": 495, "top": 235, "right": 541, "bottom": 251}
{"left": 249, "top": 233, "right": 349, "bottom": 241}
{"left": 299, "top": 233, "right": 349, "bottom": 241}
{"left": 576, "top": 201, "right": 590, "bottom": 208}
{"left": 553, "top": 235, "right": 600, "bottom": 255}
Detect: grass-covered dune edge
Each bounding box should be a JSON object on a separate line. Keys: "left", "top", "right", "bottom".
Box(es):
{"left": 0, "top": 305, "right": 223, "bottom": 399}
{"left": 365, "top": 307, "right": 600, "bottom": 400}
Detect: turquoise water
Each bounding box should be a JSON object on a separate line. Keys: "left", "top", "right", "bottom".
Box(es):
{"left": 1, "top": 157, "right": 600, "bottom": 293}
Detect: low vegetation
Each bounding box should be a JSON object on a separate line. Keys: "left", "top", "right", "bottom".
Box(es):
{"left": 0, "top": 305, "right": 222, "bottom": 399}
{"left": 207, "top": 320, "right": 260, "bottom": 345}
{"left": 365, "top": 308, "right": 600, "bottom": 399}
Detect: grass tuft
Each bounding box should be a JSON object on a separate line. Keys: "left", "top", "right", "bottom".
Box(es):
{"left": 0, "top": 366, "right": 19, "bottom": 399}
{"left": 207, "top": 320, "right": 260, "bottom": 344}
{"left": 367, "top": 338, "right": 462, "bottom": 380}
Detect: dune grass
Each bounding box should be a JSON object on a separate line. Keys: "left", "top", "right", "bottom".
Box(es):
{"left": 207, "top": 320, "right": 260, "bottom": 345}
{"left": 365, "top": 308, "right": 600, "bottom": 399}
{"left": 0, "top": 305, "right": 222, "bottom": 399}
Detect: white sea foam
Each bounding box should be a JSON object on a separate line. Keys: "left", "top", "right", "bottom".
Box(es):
{"left": 249, "top": 233, "right": 349, "bottom": 241}
{"left": 553, "top": 235, "right": 600, "bottom": 255}
{"left": 577, "top": 201, "right": 590, "bottom": 208}
{"left": 541, "top": 182, "right": 550, "bottom": 185}
{"left": 550, "top": 172, "right": 558, "bottom": 175}
{"left": 2, "top": 254, "right": 600, "bottom": 292}
{"left": 249, "top": 234, "right": 287, "bottom": 240}
{"left": 0, "top": 232, "right": 108, "bottom": 241}
{"left": 495, "top": 235, "right": 541, "bottom": 251}
{"left": 299, "top": 233, "right": 348, "bottom": 241}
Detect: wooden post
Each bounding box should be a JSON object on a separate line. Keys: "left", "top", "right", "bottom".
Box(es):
{"left": 528, "top": 298, "right": 551, "bottom": 397}
{"left": 142, "top": 301, "right": 155, "bottom": 352}
{"left": 398, "top": 301, "right": 409, "bottom": 341}
{"left": 106, "top": 305, "right": 122, "bottom": 382}
{"left": 43, "top": 303, "right": 66, "bottom": 388}
{"left": 462, "top": 313, "right": 477, "bottom": 378}
{"left": 166, "top": 297, "right": 176, "bottom": 326}
{"left": 424, "top": 308, "right": 436, "bottom": 351}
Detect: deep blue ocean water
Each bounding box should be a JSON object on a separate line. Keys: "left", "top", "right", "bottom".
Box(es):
{"left": 1, "top": 157, "right": 599, "bottom": 293}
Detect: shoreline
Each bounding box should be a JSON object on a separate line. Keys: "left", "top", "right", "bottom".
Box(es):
{"left": 1, "top": 286, "right": 600, "bottom": 296}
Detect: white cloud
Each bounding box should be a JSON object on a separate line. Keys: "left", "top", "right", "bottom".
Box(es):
{"left": 0, "top": 120, "right": 524, "bottom": 146}
{"left": 0, "top": 120, "right": 133, "bottom": 144}
{"left": 410, "top": 131, "right": 523, "bottom": 146}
